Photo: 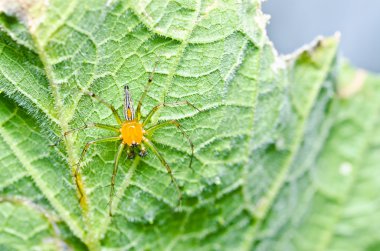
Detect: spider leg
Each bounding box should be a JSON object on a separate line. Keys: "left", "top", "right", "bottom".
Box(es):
{"left": 142, "top": 137, "right": 182, "bottom": 206}
{"left": 135, "top": 62, "right": 158, "bottom": 121}
{"left": 146, "top": 120, "right": 194, "bottom": 171}
{"left": 142, "top": 101, "right": 199, "bottom": 127}
{"left": 64, "top": 123, "right": 119, "bottom": 137}
{"left": 83, "top": 91, "right": 123, "bottom": 125}
{"left": 74, "top": 136, "right": 121, "bottom": 201}
{"left": 109, "top": 143, "right": 125, "bottom": 216}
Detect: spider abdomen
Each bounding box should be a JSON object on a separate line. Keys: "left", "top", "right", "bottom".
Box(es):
{"left": 121, "top": 121, "right": 144, "bottom": 146}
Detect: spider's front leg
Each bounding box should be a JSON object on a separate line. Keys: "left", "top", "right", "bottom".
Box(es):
{"left": 141, "top": 101, "right": 199, "bottom": 127}
{"left": 82, "top": 90, "right": 124, "bottom": 125}
{"left": 135, "top": 62, "right": 158, "bottom": 121}
{"left": 64, "top": 123, "right": 119, "bottom": 137}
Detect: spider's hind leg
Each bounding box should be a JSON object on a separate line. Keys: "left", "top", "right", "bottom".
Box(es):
{"left": 146, "top": 120, "right": 195, "bottom": 172}
{"left": 109, "top": 143, "right": 125, "bottom": 216}
{"left": 142, "top": 137, "right": 182, "bottom": 207}
{"left": 74, "top": 136, "right": 121, "bottom": 203}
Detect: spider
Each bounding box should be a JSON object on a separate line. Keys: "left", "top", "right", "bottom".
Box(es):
{"left": 65, "top": 70, "right": 198, "bottom": 216}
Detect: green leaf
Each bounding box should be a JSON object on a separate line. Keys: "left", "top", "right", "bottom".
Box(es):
{"left": 0, "top": 0, "right": 379, "bottom": 250}
{"left": 0, "top": 197, "right": 59, "bottom": 250}
{"left": 255, "top": 62, "right": 380, "bottom": 251}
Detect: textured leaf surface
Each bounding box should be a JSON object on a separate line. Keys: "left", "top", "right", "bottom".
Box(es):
{"left": 0, "top": 0, "right": 379, "bottom": 251}
{"left": 256, "top": 63, "right": 380, "bottom": 251}
{"left": 0, "top": 198, "right": 59, "bottom": 250}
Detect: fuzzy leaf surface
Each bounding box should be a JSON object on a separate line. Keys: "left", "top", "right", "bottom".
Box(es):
{"left": 1, "top": 1, "right": 379, "bottom": 251}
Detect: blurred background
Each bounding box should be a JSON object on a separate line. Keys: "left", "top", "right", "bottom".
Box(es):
{"left": 263, "top": 0, "right": 380, "bottom": 73}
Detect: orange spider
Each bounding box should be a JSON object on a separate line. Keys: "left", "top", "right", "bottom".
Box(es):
{"left": 66, "top": 70, "right": 198, "bottom": 216}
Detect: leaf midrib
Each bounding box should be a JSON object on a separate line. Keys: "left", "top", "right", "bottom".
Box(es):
{"left": 25, "top": 0, "right": 97, "bottom": 247}
{"left": 241, "top": 44, "right": 338, "bottom": 250}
